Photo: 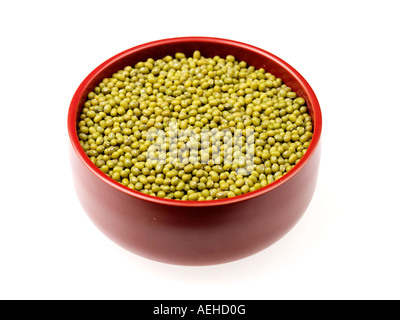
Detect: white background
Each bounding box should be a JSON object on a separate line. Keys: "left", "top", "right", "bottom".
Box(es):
{"left": 1, "top": 0, "right": 399, "bottom": 300}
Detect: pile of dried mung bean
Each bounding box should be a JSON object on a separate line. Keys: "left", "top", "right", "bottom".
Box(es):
{"left": 77, "top": 51, "right": 313, "bottom": 200}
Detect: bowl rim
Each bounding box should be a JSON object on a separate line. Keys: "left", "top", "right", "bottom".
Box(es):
{"left": 68, "top": 36, "right": 322, "bottom": 207}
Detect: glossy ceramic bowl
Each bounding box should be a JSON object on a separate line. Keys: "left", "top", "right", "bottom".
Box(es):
{"left": 68, "top": 37, "right": 322, "bottom": 265}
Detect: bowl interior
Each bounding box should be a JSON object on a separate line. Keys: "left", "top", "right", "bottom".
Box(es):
{"left": 68, "top": 37, "right": 322, "bottom": 206}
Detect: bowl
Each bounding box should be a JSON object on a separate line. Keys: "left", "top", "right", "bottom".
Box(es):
{"left": 68, "top": 37, "right": 322, "bottom": 266}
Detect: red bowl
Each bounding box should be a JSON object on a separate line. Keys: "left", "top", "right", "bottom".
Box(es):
{"left": 68, "top": 37, "right": 322, "bottom": 265}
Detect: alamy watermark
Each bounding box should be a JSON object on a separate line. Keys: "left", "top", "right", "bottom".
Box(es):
{"left": 144, "top": 120, "right": 255, "bottom": 175}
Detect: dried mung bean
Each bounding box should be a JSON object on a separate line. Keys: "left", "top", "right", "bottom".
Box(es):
{"left": 78, "top": 51, "right": 313, "bottom": 200}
